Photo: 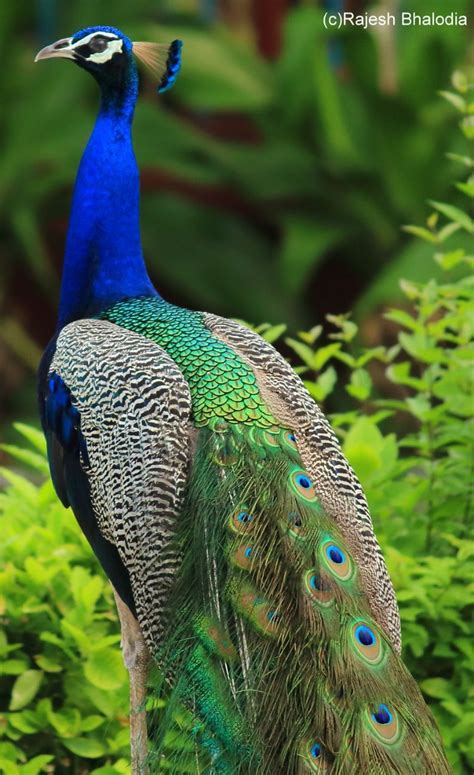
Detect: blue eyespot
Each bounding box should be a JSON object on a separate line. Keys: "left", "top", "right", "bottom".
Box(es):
{"left": 296, "top": 474, "right": 312, "bottom": 489}
{"left": 267, "top": 610, "right": 279, "bottom": 622}
{"left": 238, "top": 511, "right": 253, "bottom": 523}
{"left": 309, "top": 574, "right": 327, "bottom": 592}
{"left": 288, "top": 433, "right": 296, "bottom": 442}
{"left": 372, "top": 704, "right": 392, "bottom": 725}
{"left": 244, "top": 547, "right": 253, "bottom": 558}
{"left": 355, "top": 625, "right": 375, "bottom": 647}
{"left": 310, "top": 742, "right": 321, "bottom": 758}
{"left": 309, "top": 573, "right": 330, "bottom": 592}
{"left": 326, "top": 544, "right": 344, "bottom": 564}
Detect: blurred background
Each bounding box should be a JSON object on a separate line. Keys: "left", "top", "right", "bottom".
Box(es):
{"left": 0, "top": 0, "right": 472, "bottom": 434}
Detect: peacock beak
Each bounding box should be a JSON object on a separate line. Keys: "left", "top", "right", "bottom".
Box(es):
{"left": 34, "top": 37, "right": 75, "bottom": 62}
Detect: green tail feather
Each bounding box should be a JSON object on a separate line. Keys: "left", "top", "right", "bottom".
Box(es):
{"left": 146, "top": 422, "right": 449, "bottom": 774}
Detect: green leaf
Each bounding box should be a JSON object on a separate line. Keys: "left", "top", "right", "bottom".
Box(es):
{"left": 406, "top": 394, "right": 432, "bottom": 421}
{"left": 297, "top": 326, "right": 323, "bottom": 345}
{"left": 460, "top": 115, "right": 474, "bottom": 141}
{"left": 285, "top": 338, "right": 316, "bottom": 369}
{"left": 437, "top": 222, "right": 461, "bottom": 242}
{"left": 346, "top": 368, "right": 372, "bottom": 401}
{"left": 399, "top": 278, "right": 420, "bottom": 300}
{"left": 34, "top": 655, "right": 63, "bottom": 673}
{"left": 386, "top": 362, "right": 427, "bottom": 391}
{"left": 355, "top": 347, "right": 387, "bottom": 368}
{"left": 342, "top": 418, "right": 385, "bottom": 483}
{"left": 84, "top": 649, "right": 126, "bottom": 691}
{"left": 21, "top": 756, "right": 54, "bottom": 775}
{"left": 9, "top": 671, "right": 43, "bottom": 711}
{"left": 399, "top": 332, "right": 443, "bottom": 363}
{"left": 384, "top": 309, "right": 419, "bottom": 330}
{"left": 261, "top": 324, "right": 286, "bottom": 344}
{"left": 326, "top": 314, "right": 358, "bottom": 342}
{"left": 46, "top": 707, "right": 82, "bottom": 737}
{"left": 401, "top": 225, "right": 437, "bottom": 244}
{"left": 0, "top": 659, "right": 29, "bottom": 676}
{"left": 420, "top": 678, "right": 452, "bottom": 700}
{"left": 434, "top": 249, "right": 466, "bottom": 270}
{"left": 446, "top": 152, "right": 473, "bottom": 168}
{"left": 312, "top": 343, "right": 342, "bottom": 371}
{"left": 62, "top": 738, "right": 106, "bottom": 759}
{"left": 0, "top": 446, "right": 49, "bottom": 475}
{"left": 456, "top": 181, "right": 474, "bottom": 198}
{"left": 81, "top": 715, "right": 105, "bottom": 732}
{"left": 8, "top": 711, "right": 43, "bottom": 734}
{"left": 60, "top": 620, "right": 93, "bottom": 654}
{"left": 304, "top": 366, "right": 337, "bottom": 402}
{"left": 451, "top": 70, "right": 469, "bottom": 93}
{"left": 428, "top": 200, "right": 474, "bottom": 234}
{"left": 438, "top": 91, "right": 466, "bottom": 112}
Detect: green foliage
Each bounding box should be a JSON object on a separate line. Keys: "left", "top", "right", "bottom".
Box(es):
{"left": 0, "top": 425, "right": 131, "bottom": 774}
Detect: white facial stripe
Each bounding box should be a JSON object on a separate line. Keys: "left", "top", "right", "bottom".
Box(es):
{"left": 88, "top": 38, "right": 124, "bottom": 63}
{"left": 70, "top": 32, "right": 124, "bottom": 63}
{"left": 71, "top": 31, "right": 118, "bottom": 48}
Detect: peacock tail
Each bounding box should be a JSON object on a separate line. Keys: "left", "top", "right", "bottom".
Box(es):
{"left": 150, "top": 423, "right": 447, "bottom": 774}
{"left": 44, "top": 299, "right": 450, "bottom": 774}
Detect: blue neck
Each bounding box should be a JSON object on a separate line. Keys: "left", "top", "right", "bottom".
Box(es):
{"left": 58, "top": 62, "right": 158, "bottom": 328}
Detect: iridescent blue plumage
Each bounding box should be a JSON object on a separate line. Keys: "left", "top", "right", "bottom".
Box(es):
{"left": 45, "top": 372, "right": 88, "bottom": 464}
{"left": 55, "top": 28, "right": 157, "bottom": 327}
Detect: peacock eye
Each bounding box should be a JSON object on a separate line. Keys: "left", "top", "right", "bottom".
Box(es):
{"left": 89, "top": 36, "right": 108, "bottom": 53}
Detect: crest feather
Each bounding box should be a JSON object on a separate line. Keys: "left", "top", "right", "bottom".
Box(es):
{"left": 133, "top": 39, "right": 183, "bottom": 93}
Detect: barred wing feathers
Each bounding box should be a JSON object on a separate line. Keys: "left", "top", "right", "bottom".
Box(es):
{"left": 42, "top": 318, "right": 192, "bottom": 645}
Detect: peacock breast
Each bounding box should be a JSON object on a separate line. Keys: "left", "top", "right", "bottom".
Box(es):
{"left": 100, "top": 297, "right": 279, "bottom": 429}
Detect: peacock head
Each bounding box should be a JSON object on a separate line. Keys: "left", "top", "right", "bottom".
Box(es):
{"left": 35, "top": 25, "right": 182, "bottom": 95}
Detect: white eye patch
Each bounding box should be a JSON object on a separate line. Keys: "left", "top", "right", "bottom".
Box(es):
{"left": 88, "top": 38, "right": 123, "bottom": 63}
{"left": 71, "top": 32, "right": 124, "bottom": 63}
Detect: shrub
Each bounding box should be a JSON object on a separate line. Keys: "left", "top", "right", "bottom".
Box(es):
{"left": 0, "top": 425, "right": 130, "bottom": 775}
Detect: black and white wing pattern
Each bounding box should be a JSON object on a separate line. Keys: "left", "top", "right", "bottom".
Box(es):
{"left": 39, "top": 318, "right": 192, "bottom": 648}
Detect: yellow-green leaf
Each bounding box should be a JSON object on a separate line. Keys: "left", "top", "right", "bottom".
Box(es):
{"left": 62, "top": 737, "right": 106, "bottom": 758}
{"left": 84, "top": 648, "right": 126, "bottom": 691}
{"left": 9, "top": 670, "right": 43, "bottom": 711}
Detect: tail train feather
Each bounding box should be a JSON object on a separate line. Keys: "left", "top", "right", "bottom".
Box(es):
{"left": 147, "top": 422, "right": 449, "bottom": 774}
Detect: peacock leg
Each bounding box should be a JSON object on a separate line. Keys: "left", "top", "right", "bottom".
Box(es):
{"left": 113, "top": 589, "right": 151, "bottom": 775}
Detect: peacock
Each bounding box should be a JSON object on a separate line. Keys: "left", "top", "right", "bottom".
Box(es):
{"left": 35, "top": 26, "right": 450, "bottom": 774}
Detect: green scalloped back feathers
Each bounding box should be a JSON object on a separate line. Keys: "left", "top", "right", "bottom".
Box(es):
{"left": 102, "top": 297, "right": 279, "bottom": 427}
{"left": 100, "top": 298, "right": 449, "bottom": 774}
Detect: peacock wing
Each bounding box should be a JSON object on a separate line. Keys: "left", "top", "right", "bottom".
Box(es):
{"left": 39, "top": 318, "right": 193, "bottom": 643}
